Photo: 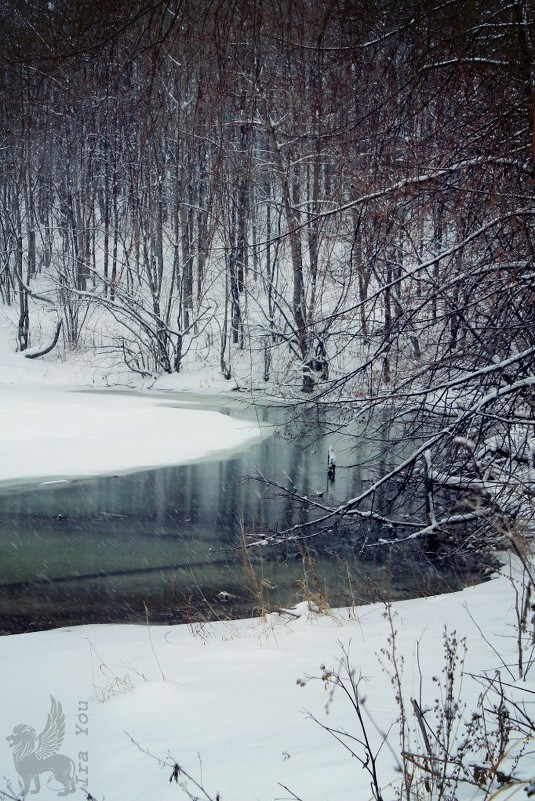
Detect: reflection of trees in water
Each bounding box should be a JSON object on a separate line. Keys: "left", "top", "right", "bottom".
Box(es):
{"left": 256, "top": 405, "right": 501, "bottom": 591}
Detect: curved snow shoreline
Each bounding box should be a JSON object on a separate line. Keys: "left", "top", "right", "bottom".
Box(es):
{"left": 0, "top": 385, "right": 265, "bottom": 486}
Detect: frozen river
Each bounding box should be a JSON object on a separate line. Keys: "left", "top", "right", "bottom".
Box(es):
{"left": 0, "top": 391, "right": 484, "bottom": 631}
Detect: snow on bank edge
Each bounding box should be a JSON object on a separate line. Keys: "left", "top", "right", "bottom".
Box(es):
{"left": 0, "top": 563, "right": 531, "bottom": 801}
{"left": 0, "top": 385, "right": 266, "bottom": 485}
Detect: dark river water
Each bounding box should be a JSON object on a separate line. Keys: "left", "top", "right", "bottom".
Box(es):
{"left": 0, "top": 391, "right": 484, "bottom": 633}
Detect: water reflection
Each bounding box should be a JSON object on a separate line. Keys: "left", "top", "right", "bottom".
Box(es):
{"left": 0, "top": 393, "right": 483, "bottom": 632}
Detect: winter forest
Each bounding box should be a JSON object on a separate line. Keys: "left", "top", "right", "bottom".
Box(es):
{"left": 1, "top": 0, "right": 535, "bottom": 545}
{"left": 2, "top": 4, "right": 535, "bottom": 799}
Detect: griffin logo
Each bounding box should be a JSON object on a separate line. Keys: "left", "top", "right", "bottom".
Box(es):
{"left": 6, "top": 696, "right": 76, "bottom": 796}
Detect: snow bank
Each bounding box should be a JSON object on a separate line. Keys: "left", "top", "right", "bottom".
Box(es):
{"left": 0, "top": 385, "right": 265, "bottom": 485}
{"left": 0, "top": 310, "right": 267, "bottom": 486}
{"left": 0, "top": 567, "right": 530, "bottom": 801}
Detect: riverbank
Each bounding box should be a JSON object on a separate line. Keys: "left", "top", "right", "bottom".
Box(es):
{"left": 1, "top": 560, "right": 532, "bottom": 801}
{"left": 0, "top": 384, "right": 265, "bottom": 487}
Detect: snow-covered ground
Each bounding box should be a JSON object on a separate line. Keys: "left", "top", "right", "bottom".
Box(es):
{"left": 0, "top": 310, "right": 533, "bottom": 801}
{"left": 0, "top": 385, "right": 265, "bottom": 486}
{"left": 0, "top": 310, "right": 266, "bottom": 487}
{"left": 1, "top": 570, "right": 532, "bottom": 801}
